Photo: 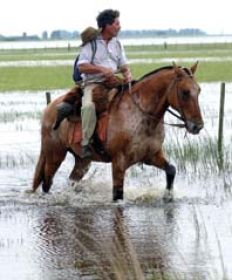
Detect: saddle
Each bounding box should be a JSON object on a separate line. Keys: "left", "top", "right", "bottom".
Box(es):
{"left": 60, "top": 83, "right": 119, "bottom": 146}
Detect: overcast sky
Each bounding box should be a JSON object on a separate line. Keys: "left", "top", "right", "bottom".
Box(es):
{"left": 1, "top": 0, "right": 231, "bottom": 36}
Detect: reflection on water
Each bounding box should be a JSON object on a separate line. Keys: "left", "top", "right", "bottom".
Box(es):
{"left": 0, "top": 84, "right": 232, "bottom": 279}
{"left": 1, "top": 203, "right": 232, "bottom": 280}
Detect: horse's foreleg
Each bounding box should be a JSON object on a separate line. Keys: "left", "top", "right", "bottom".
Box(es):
{"left": 112, "top": 156, "right": 127, "bottom": 201}
{"left": 164, "top": 162, "right": 176, "bottom": 191}
{"left": 69, "top": 156, "right": 91, "bottom": 182}
{"left": 148, "top": 150, "right": 176, "bottom": 199}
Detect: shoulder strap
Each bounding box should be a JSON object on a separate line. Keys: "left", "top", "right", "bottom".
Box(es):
{"left": 90, "top": 40, "right": 97, "bottom": 64}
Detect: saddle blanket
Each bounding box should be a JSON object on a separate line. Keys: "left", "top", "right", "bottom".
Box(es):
{"left": 68, "top": 113, "right": 108, "bottom": 144}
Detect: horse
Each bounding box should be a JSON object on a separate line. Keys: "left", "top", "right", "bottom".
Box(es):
{"left": 32, "top": 62, "right": 204, "bottom": 201}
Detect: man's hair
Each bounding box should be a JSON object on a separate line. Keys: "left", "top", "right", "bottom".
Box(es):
{"left": 96, "top": 9, "right": 120, "bottom": 29}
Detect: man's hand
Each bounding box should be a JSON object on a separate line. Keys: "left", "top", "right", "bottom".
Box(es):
{"left": 123, "top": 71, "right": 132, "bottom": 83}
{"left": 120, "top": 65, "right": 132, "bottom": 83}
{"left": 100, "top": 66, "right": 115, "bottom": 79}
{"left": 104, "top": 75, "right": 124, "bottom": 88}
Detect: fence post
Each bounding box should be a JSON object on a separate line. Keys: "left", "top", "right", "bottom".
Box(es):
{"left": 218, "top": 82, "right": 225, "bottom": 170}
{"left": 46, "top": 91, "right": 51, "bottom": 105}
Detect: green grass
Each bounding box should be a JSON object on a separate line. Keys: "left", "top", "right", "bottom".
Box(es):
{"left": 1, "top": 42, "right": 232, "bottom": 91}
{"left": 0, "top": 66, "right": 72, "bottom": 91}
{"left": 1, "top": 61, "right": 231, "bottom": 92}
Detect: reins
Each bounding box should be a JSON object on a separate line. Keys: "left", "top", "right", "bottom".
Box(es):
{"left": 165, "top": 109, "right": 186, "bottom": 128}
{"left": 127, "top": 74, "right": 186, "bottom": 128}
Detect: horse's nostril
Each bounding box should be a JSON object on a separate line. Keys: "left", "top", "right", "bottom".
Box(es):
{"left": 194, "top": 123, "right": 204, "bottom": 133}
{"left": 186, "top": 121, "right": 204, "bottom": 134}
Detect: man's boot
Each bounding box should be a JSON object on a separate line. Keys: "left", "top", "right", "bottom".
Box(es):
{"left": 79, "top": 145, "right": 93, "bottom": 158}
{"left": 53, "top": 102, "right": 74, "bottom": 130}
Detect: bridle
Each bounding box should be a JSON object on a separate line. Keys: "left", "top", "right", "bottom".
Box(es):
{"left": 127, "top": 71, "right": 192, "bottom": 128}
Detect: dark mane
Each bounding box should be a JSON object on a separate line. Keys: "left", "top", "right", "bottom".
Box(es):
{"left": 116, "top": 65, "right": 174, "bottom": 92}
{"left": 139, "top": 65, "right": 174, "bottom": 81}
{"left": 138, "top": 65, "right": 193, "bottom": 82}
{"left": 116, "top": 65, "right": 192, "bottom": 92}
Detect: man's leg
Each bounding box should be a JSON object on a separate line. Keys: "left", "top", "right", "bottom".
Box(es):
{"left": 80, "top": 84, "right": 97, "bottom": 158}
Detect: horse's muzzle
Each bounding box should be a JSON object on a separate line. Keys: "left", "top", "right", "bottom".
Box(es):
{"left": 185, "top": 120, "right": 204, "bottom": 134}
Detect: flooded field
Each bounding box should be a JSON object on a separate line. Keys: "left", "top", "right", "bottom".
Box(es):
{"left": 0, "top": 83, "right": 232, "bottom": 279}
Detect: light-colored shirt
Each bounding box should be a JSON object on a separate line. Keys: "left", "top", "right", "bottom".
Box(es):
{"left": 77, "top": 35, "right": 127, "bottom": 83}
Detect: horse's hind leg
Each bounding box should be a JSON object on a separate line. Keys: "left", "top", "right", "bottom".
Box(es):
{"left": 42, "top": 149, "right": 67, "bottom": 193}
{"left": 32, "top": 152, "right": 46, "bottom": 192}
{"left": 148, "top": 149, "right": 176, "bottom": 201}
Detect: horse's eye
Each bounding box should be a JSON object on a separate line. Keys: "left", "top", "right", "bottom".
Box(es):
{"left": 182, "top": 90, "right": 190, "bottom": 101}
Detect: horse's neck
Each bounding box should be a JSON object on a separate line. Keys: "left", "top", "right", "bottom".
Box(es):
{"left": 129, "top": 74, "right": 172, "bottom": 119}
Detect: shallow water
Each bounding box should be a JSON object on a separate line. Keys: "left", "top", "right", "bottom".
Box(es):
{"left": 0, "top": 83, "right": 232, "bottom": 279}
{"left": 1, "top": 35, "right": 232, "bottom": 50}
{"left": 1, "top": 56, "right": 232, "bottom": 67}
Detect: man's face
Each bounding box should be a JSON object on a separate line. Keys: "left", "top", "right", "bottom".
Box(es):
{"left": 105, "top": 17, "right": 121, "bottom": 37}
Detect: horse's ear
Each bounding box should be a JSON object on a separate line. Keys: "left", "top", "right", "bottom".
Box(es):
{"left": 172, "top": 61, "right": 182, "bottom": 77}
{"left": 190, "top": 61, "right": 199, "bottom": 75}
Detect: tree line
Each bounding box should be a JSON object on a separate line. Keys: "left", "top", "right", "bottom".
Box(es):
{"left": 0, "top": 28, "right": 206, "bottom": 42}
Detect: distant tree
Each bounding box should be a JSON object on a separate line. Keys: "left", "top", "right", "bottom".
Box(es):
{"left": 119, "top": 28, "right": 206, "bottom": 38}
{"left": 42, "top": 31, "right": 48, "bottom": 40}
{"left": 72, "top": 31, "right": 80, "bottom": 39}
{"left": 178, "top": 28, "right": 206, "bottom": 35}
{"left": 50, "top": 30, "right": 74, "bottom": 40}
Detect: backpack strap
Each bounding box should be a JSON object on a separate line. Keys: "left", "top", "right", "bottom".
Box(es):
{"left": 90, "top": 39, "right": 97, "bottom": 64}
{"left": 72, "top": 40, "right": 97, "bottom": 84}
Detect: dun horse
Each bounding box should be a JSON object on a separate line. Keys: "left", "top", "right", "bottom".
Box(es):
{"left": 32, "top": 63, "right": 203, "bottom": 201}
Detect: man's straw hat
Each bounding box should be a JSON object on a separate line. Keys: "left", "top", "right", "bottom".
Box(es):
{"left": 80, "top": 26, "right": 101, "bottom": 46}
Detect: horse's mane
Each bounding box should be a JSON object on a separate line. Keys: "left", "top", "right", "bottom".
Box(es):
{"left": 115, "top": 65, "right": 173, "bottom": 92}
{"left": 138, "top": 65, "right": 192, "bottom": 80}
{"left": 116, "top": 65, "right": 192, "bottom": 92}
{"left": 138, "top": 65, "right": 174, "bottom": 81}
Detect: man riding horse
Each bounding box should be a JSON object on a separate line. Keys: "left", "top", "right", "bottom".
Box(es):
{"left": 55, "top": 9, "right": 132, "bottom": 158}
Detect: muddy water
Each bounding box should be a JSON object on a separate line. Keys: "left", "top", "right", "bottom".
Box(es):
{"left": 0, "top": 83, "right": 232, "bottom": 279}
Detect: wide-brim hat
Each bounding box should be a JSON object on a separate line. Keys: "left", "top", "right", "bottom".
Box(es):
{"left": 80, "top": 26, "right": 101, "bottom": 46}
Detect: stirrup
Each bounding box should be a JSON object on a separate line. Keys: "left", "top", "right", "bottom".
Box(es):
{"left": 79, "top": 145, "right": 93, "bottom": 159}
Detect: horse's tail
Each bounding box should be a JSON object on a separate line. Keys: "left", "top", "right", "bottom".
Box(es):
{"left": 32, "top": 120, "right": 68, "bottom": 193}
{"left": 32, "top": 148, "right": 46, "bottom": 192}
{"left": 32, "top": 87, "right": 79, "bottom": 193}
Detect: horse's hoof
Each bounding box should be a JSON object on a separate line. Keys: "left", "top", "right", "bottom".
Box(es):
{"left": 163, "top": 190, "right": 174, "bottom": 203}
{"left": 113, "top": 189, "right": 124, "bottom": 202}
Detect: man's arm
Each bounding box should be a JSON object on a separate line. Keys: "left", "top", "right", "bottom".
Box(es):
{"left": 120, "top": 64, "right": 132, "bottom": 83}
{"left": 79, "top": 63, "right": 114, "bottom": 79}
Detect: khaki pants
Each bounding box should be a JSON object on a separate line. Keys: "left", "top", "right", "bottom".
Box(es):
{"left": 81, "top": 83, "right": 98, "bottom": 146}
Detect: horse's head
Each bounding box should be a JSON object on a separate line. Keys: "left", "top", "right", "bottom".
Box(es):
{"left": 167, "top": 62, "right": 204, "bottom": 134}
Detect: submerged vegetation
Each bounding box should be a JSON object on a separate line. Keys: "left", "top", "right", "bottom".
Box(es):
{"left": 165, "top": 134, "right": 232, "bottom": 175}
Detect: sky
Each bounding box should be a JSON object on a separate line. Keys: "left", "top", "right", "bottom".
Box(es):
{"left": 1, "top": 0, "right": 232, "bottom": 37}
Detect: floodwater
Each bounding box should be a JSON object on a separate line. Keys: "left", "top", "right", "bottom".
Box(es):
{"left": 1, "top": 55, "right": 232, "bottom": 68}
{"left": 0, "top": 83, "right": 232, "bottom": 280}
{"left": 1, "top": 35, "right": 232, "bottom": 49}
